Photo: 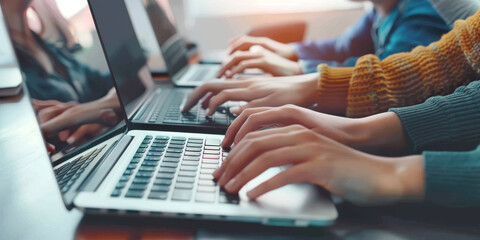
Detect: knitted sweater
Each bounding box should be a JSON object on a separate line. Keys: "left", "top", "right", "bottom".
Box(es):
{"left": 390, "top": 81, "right": 480, "bottom": 207}
{"left": 316, "top": 9, "right": 480, "bottom": 118}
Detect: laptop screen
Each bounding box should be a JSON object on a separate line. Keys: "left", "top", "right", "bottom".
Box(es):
{"left": 141, "top": 0, "right": 190, "bottom": 79}
{"left": 1, "top": 0, "right": 126, "bottom": 162}
{"left": 89, "top": 0, "right": 157, "bottom": 120}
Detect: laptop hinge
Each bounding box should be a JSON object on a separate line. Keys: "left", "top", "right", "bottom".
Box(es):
{"left": 81, "top": 135, "right": 133, "bottom": 192}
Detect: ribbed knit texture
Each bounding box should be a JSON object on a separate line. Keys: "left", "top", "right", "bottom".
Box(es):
{"left": 390, "top": 81, "right": 480, "bottom": 152}
{"left": 424, "top": 146, "right": 480, "bottom": 207}
{"left": 317, "top": 9, "right": 480, "bottom": 118}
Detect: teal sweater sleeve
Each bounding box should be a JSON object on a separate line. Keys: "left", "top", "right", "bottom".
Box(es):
{"left": 423, "top": 147, "right": 480, "bottom": 207}
{"left": 389, "top": 81, "right": 480, "bottom": 152}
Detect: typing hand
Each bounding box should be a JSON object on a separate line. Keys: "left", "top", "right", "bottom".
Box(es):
{"left": 182, "top": 73, "right": 320, "bottom": 116}
{"left": 227, "top": 35, "right": 298, "bottom": 61}
{"left": 217, "top": 45, "right": 302, "bottom": 78}
{"left": 213, "top": 124, "right": 425, "bottom": 205}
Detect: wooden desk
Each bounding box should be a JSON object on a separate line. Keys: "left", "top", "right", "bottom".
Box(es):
{"left": 1, "top": 89, "right": 480, "bottom": 240}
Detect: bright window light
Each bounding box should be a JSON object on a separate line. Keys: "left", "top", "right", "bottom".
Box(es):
{"left": 187, "top": 0, "right": 365, "bottom": 17}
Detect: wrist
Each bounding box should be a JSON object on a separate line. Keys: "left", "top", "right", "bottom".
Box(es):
{"left": 393, "top": 155, "right": 425, "bottom": 202}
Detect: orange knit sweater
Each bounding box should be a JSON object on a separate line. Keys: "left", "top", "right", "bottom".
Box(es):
{"left": 316, "top": 9, "right": 480, "bottom": 118}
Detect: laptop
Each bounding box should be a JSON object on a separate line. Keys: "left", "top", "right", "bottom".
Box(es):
{"left": 90, "top": 0, "right": 238, "bottom": 133}
{"left": 124, "top": 0, "right": 168, "bottom": 75}
{"left": 136, "top": 0, "right": 221, "bottom": 87}
{"left": 3, "top": 0, "right": 337, "bottom": 227}
{"left": 0, "top": 4, "right": 22, "bottom": 97}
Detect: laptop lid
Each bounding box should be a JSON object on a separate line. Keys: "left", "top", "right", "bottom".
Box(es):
{"left": 140, "top": 0, "right": 190, "bottom": 82}
{"left": 124, "top": 0, "right": 167, "bottom": 73}
{"left": 0, "top": 0, "right": 129, "bottom": 207}
{"left": 89, "top": 0, "right": 163, "bottom": 121}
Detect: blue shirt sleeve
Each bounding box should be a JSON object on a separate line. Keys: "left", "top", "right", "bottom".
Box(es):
{"left": 290, "top": 10, "right": 376, "bottom": 63}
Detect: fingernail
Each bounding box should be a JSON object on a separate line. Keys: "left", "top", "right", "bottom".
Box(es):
{"left": 66, "top": 136, "right": 75, "bottom": 144}
{"left": 225, "top": 178, "right": 236, "bottom": 191}
{"left": 230, "top": 107, "right": 240, "bottom": 115}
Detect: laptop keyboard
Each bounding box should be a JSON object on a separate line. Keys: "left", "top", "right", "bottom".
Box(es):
{"left": 190, "top": 68, "right": 214, "bottom": 82}
{"left": 149, "top": 91, "right": 236, "bottom": 125}
{"left": 111, "top": 135, "right": 239, "bottom": 204}
{"left": 55, "top": 144, "right": 107, "bottom": 193}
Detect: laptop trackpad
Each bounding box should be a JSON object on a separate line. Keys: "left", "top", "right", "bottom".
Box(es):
{"left": 239, "top": 167, "right": 319, "bottom": 212}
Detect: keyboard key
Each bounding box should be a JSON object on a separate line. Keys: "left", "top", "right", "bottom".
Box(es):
{"left": 167, "top": 144, "right": 184, "bottom": 149}
{"left": 132, "top": 178, "right": 150, "bottom": 184}
{"left": 204, "top": 146, "right": 220, "bottom": 151}
{"left": 155, "top": 136, "right": 169, "bottom": 140}
{"left": 181, "top": 161, "right": 199, "bottom": 166}
{"left": 142, "top": 161, "right": 158, "bottom": 167}
{"left": 158, "top": 168, "right": 176, "bottom": 173}
{"left": 167, "top": 148, "right": 183, "bottom": 153}
{"left": 149, "top": 147, "right": 164, "bottom": 152}
{"left": 175, "top": 183, "right": 194, "bottom": 189}
{"left": 136, "top": 148, "right": 146, "bottom": 153}
{"left": 199, "top": 174, "right": 214, "bottom": 180}
{"left": 163, "top": 157, "right": 180, "bottom": 163}
{"left": 161, "top": 162, "right": 178, "bottom": 168}
{"left": 205, "top": 138, "right": 221, "bottom": 146}
{"left": 197, "top": 186, "right": 216, "bottom": 193}
{"left": 184, "top": 152, "right": 201, "bottom": 157}
{"left": 171, "top": 190, "right": 192, "bottom": 201}
{"left": 203, "top": 155, "right": 220, "bottom": 160}
{"left": 165, "top": 153, "right": 182, "bottom": 158}
{"left": 169, "top": 140, "right": 186, "bottom": 145}
{"left": 148, "top": 192, "right": 168, "bottom": 200}
{"left": 204, "top": 150, "right": 220, "bottom": 155}
{"left": 129, "top": 184, "right": 148, "bottom": 191}
{"left": 171, "top": 137, "right": 186, "bottom": 141}
{"left": 139, "top": 166, "right": 156, "bottom": 172}
{"left": 136, "top": 172, "right": 153, "bottom": 178}
{"left": 219, "top": 192, "right": 240, "bottom": 204}
{"left": 183, "top": 156, "right": 200, "bottom": 161}
{"left": 125, "top": 190, "right": 144, "bottom": 198}
{"left": 154, "top": 179, "right": 172, "bottom": 185}
{"left": 178, "top": 171, "right": 197, "bottom": 177}
{"left": 188, "top": 140, "right": 203, "bottom": 144}
{"left": 201, "top": 164, "right": 218, "bottom": 169}
{"left": 195, "top": 193, "right": 215, "bottom": 203}
{"left": 147, "top": 152, "right": 162, "bottom": 157}
{"left": 185, "top": 147, "right": 202, "bottom": 152}
{"left": 176, "top": 177, "right": 195, "bottom": 183}
{"left": 151, "top": 185, "right": 170, "bottom": 192}
{"left": 187, "top": 143, "right": 202, "bottom": 148}
{"left": 198, "top": 180, "right": 217, "bottom": 186}
{"left": 157, "top": 173, "right": 175, "bottom": 179}
{"left": 111, "top": 189, "right": 122, "bottom": 197}
{"left": 124, "top": 169, "right": 134, "bottom": 175}
{"left": 202, "top": 159, "right": 219, "bottom": 164}
{"left": 180, "top": 166, "right": 198, "bottom": 171}
{"left": 134, "top": 153, "right": 143, "bottom": 158}
{"left": 130, "top": 158, "right": 141, "bottom": 163}
{"left": 200, "top": 169, "right": 216, "bottom": 174}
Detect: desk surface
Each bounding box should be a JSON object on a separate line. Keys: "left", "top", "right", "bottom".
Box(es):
{"left": 1, "top": 88, "right": 480, "bottom": 240}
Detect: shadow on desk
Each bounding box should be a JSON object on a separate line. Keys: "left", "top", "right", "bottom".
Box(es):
{"left": 75, "top": 203, "right": 480, "bottom": 240}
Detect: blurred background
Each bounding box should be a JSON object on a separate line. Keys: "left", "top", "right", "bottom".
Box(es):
{"left": 34, "top": 0, "right": 370, "bottom": 70}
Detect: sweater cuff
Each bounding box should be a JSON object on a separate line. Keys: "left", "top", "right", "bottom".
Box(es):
{"left": 424, "top": 147, "right": 480, "bottom": 207}
{"left": 316, "top": 65, "right": 353, "bottom": 114}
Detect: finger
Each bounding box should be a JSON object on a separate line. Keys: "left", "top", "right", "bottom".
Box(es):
{"left": 31, "top": 99, "right": 62, "bottom": 111}
{"left": 100, "top": 109, "right": 119, "bottom": 126}
{"left": 247, "top": 163, "right": 312, "bottom": 199}
{"left": 206, "top": 88, "right": 269, "bottom": 116}
{"left": 66, "top": 124, "right": 103, "bottom": 145}
{"left": 228, "top": 36, "right": 259, "bottom": 55}
{"left": 222, "top": 107, "right": 273, "bottom": 147}
{"left": 200, "top": 92, "right": 214, "bottom": 109}
{"left": 233, "top": 107, "right": 308, "bottom": 145}
{"left": 58, "top": 129, "right": 72, "bottom": 142}
{"left": 224, "top": 145, "right": 311, "bottom": 193}
{"left": 216, "top": 125, "right": 307, "bottom": 186}
{"left": 228, "top": 35, "right": 244, "bottom": 45}
{"left": 216, "top": 125, "right": 305, "bottom": 179}
{"left": 225, "top": 59, "right": 265, "bottom": 78}
{"left": 229, "top": 96, "right": 277, "bottom": 116}
{"left": 217, "top": 52, "right": 259, "bottom": 78}
{"left": 182, "top": 81, "right": 243, "bottom": 112}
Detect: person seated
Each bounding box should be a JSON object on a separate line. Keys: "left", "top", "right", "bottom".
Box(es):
{"left": 216, "top": 0, "right": 451, "bottom": 78}
{"left": 183, "top": 6, "right": 480, "bottom": 119}
{"left": 213, "top": 79, "right": 480, "bottom": 207}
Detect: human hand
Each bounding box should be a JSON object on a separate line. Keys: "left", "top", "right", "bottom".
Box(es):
{"left": 182, "top": 73, "right": 320, "bottom": 116}
{"left": 62, "top": 123, "right": 111, "bottom": 146}
{"left": 222, "top": 105, "right": 408, "bottom": 153}
{"left": 214, "top": 125, "right": 425, "bottom": 205}
{"left": 217, "top": 45, "right": 302, "bottom": 78}
{"left": 227, "top": 35, "right": 298, "bottom": 61}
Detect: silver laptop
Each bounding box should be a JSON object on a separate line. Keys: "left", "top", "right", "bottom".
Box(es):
{"left": 134, "top": 0, "right": 221, "bottom": 87}
{"left": 5, "top": 0, "right": 337, "bottom": 227}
